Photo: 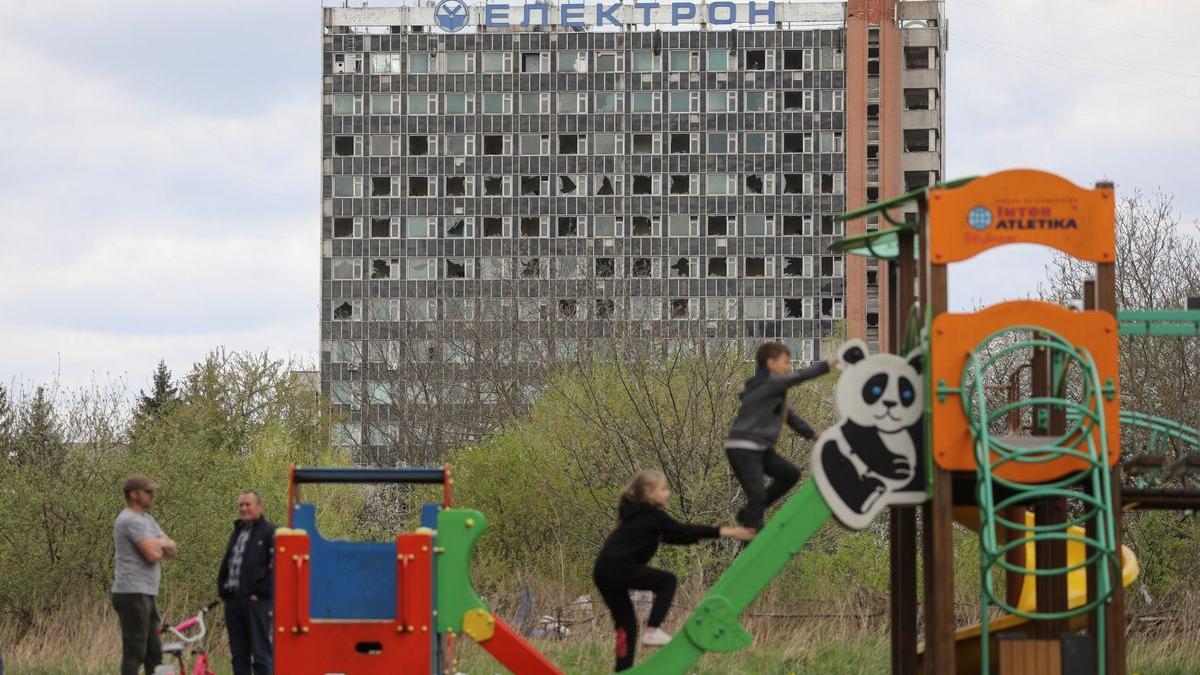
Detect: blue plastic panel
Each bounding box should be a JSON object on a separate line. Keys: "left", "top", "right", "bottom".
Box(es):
{"left": 291, "top": 503, "right": 397, "bottom": 620}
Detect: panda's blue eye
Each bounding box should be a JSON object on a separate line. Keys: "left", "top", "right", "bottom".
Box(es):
{"left": 871, "top": 386, "right": 883, "bottom": 397}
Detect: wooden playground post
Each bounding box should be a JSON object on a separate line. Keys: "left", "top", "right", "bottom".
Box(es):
{"left": 1031, "top": 337, "right": 1070, "bottom": 639}
{"left": 1097, "top": 255, "right": 1126, "bottom": 675}
{"left": 890, "top": 228, "right": 919, "bottom": 675}
{"left": 921, "top": 200, "right": 956, "bottom": 674}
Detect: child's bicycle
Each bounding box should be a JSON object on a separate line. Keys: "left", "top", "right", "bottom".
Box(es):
{"left": 153, "top": 599, "right": 220, "bottom": 675}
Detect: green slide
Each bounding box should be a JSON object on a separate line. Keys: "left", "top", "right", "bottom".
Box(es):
{"left": 626, "top": 479, "right": 833, "bottom": 674}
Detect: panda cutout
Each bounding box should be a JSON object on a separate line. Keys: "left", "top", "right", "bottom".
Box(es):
{"left": 811, "top": 339, "right": 928, "bottom": 531}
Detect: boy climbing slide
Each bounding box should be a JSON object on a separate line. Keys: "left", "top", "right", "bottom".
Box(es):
{"left": 724, "top": 341, "right": 838, "bottom": 530}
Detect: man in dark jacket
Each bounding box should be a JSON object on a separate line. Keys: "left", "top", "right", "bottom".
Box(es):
{"left": 725, "top": 342, "right": 838, "bottom": 530}
{"left": 217, "top": 490, "right": 276, "bottom": 675}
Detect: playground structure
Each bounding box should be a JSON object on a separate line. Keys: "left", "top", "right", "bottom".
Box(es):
{"left": 274, "top": 169, "right": 1200, "bottom": 674}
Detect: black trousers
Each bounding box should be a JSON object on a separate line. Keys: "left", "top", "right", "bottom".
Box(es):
{"left": 593, "top": 564, "right": 677, "bottom": 671}
{"left": 727, "top": 446, "right": 801, "bottom": 529}
{"left": 224, "top": 595, "right": 274, "bottom": 675}
{"left": 111, "top": 593, "right": 162, "bottom": 675}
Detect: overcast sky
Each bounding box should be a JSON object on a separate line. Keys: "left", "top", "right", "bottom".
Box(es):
{"left": 1, "top": 0, "right": 1196, "bottom": 394}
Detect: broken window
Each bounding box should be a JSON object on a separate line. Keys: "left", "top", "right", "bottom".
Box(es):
{"left": 521, "top": 258, "right": 543, "bottom": 278}
{"left": 707, "top": 257, "right": 728, "bottom": 277}
{"left": 783, "top": 257, "right": 805, "bottom": 277}
{"left": 408, "top": 176, "right": 430, "bottom": 197}
{"left": 334, "top": 136, "right": 358, "bottom": 156}
{"left": 867, "top": 269, "right": 878, "bottom": 285}
{"left": 783, "top": 49, "right": 808, "bottom": 70}
{"left": 632, "top": 175, "right": 654, "bottom": 195}
{"left": 521, "top": 176, "right": 545, "bottom": 196}
{"left": 707, "top": 216, "right": 728, "bottom": 236}
{"left": 670, "top": 133, "right": 690, "bottom": 154}
{"left": 557, "top": 217, "right": 580, "bottom": 237}
{"left": 333, "top": 301, "right": 357, "bottom": 320}
{"left": 745, "top": 49, "right": 766, "bottom": 70}
{"left": 558, "top": 299, "right": 579, "bottom": 319}
{"left": 483, "top": 217, "right": 508, "bottom": 238}
{"left": 821, "top": 215, "right": 839, "bottom": 235}
{"left": 445, "top": 259, "right": 467, "bottom": 279}
{"left": 631, "top": 257, "right": 654, "bottom": 277}
{"left": 670, "top": 299, "right": 694, "bottom": 319}
{"left": 334, "top": 217, "right": 359, "bottom": 238}
{"left": 558, "top": 176, "right": 578, "bottom": 195}
{"left": 521, "top": 52, "right": 546, "bottom": 73}
{"left": 371, "top": 176, "right": 391, "bottom": 197}
{"left": 669, "top": 257, "right": 692, "bottom": 278}
{"left": 782, "top": 91, "right": 806, "bottom": 112}
{"left": 483, "top": 176, "right": 505, "bottom": 196}
{"left": 745, "top": 257, "right": 767, "bottom": 277}
{"left": 632, "top": 216, "right": 658, "bottom": 236}
{"left": 446, "top": 217, "right": 471, "bottom": 238}
{"left": 409, "top": 135, "right": 430, "bottom": 155}
{"left": 595, "top": 258, "right": 615, "bottom": 278}
{"left": 632, "top": 134, "right": 657, "bottom": 154}
{"left": 868, "top": 312, "right": 879, "bottom": 328}
{"left": 745, "top": 174, "right": 765, "bottom": 195}
{"left": 445, "top": 176, "right": 467, "bottom": 196}
{"left": 784, "top": 299, "right": 806, "bottom": 319}
{"left": 483, "top": 135, "right": 507, "bottom": 155}
{"left": 594, "top": 299, "right": 615, "bottom": 319}
{"left": 596, "top": 176, "right": 618, "bottom": 196}
{"left": 559, "top": 134, "right": 580, "bottom": 154}
{"left": 820, "top": 173, "right": 839, "bottom": 194}
{"left": 784, "top": 174, "right": 806, "bottom": 195}
{"left": 783, "top": 215, "right": 809, "bottom": 236}
{"left": 520, "top": 217, "right": 545, "bottom": 237}
{"left": 371, "top": 258, "right": 397, "bottom": 280}
{"left": 669, "top": 175, "right": 691, "bottom": 195}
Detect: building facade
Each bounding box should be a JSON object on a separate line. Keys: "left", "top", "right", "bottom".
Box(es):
{"left": 320, "top": 1, "right": 945, "bottom": 456}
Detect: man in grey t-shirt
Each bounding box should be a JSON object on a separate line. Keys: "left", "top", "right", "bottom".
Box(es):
{"left": 112, "top": 474, "right": 176, "bottom": 675}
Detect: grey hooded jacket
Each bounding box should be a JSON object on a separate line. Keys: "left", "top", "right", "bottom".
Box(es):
{"left": 724, "top": 361, "right": 830, "bottom": 451}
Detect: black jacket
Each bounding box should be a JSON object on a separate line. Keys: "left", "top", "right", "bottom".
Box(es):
{"left": 594, "top": 500, "right": 720, "bottom": 570}
{"left": 217, "top": 517, "right": 276, "bottom": 599}
{"left": 724, "top": 362, "right": 829, "bottom": 450}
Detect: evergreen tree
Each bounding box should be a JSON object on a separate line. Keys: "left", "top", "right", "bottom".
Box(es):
{"left": 14, "top": 386, "right": 63, "bottom": 467}
{"left": 137, "top": 359, "right": 179, "bottom": 420}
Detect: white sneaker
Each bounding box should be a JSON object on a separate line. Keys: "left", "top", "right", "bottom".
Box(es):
{"left": 642, "top": 627, "right": 672, "bottom": 646}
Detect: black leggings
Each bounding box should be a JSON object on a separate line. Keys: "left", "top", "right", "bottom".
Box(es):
{"left": 726, "top": 446, "right": 801, "bottom": 529}
{"left": 593, "top": 563, "right": 677, "bottom": 671}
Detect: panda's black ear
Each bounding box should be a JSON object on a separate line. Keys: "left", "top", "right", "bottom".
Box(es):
{"left": 837, "top": 339, "right": 869, "bottom": 369}
{"left": 907, "top": 350, "right": 924, "bottom": 374}
{"left": 843, "top": 347, "right": 866, "bottom": 364}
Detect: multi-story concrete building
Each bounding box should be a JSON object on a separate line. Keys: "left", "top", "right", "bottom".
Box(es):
{"left": 320, "top": 1, "right": 945, "bottom": 456}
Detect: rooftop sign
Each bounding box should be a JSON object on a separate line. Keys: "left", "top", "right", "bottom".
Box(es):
{"left": 327, "top": 2, "right": 845, "bottom": 30}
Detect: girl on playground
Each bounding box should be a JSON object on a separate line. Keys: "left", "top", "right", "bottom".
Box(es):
{"left": 592, "top": 470, "right": 755, "bottom": 671}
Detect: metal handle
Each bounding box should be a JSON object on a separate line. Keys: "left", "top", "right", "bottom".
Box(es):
{"left": 292, "top": 467, "right": 446, "bottom": 485}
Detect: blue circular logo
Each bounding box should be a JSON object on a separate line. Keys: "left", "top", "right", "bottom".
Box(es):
{"left": 967, "top": 206, "right": 992, "bottom": 230}
{"left": 434, "top": 0, "right": 469, "bottom": 32}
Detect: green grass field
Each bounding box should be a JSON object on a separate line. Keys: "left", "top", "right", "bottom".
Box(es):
{"left": 6, "top": 632, "right": 1197, "bottom": 674}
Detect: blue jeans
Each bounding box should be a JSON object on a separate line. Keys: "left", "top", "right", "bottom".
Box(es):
{"left": 224, "top": 595, "right": 273, "bottom": 675}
